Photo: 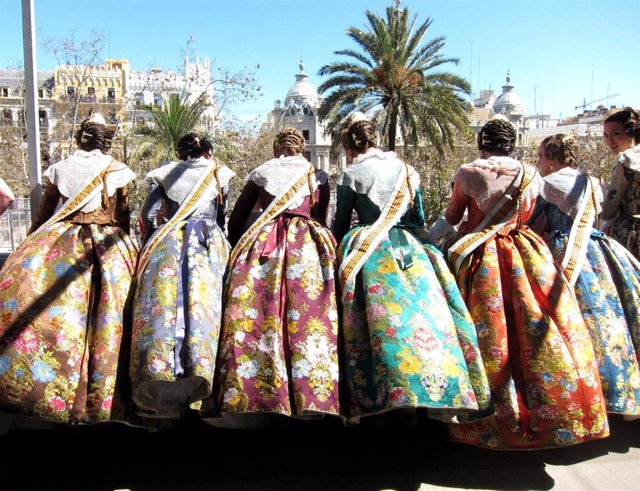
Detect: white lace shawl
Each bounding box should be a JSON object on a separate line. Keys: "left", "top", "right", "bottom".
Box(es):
{"left": 541, "top": 167, "right": 603, "bottom": 217}
{"left": 336, "top": 149, "right": 420, "bottom": 210}
{"left": 147, "top": 157, "right": 235, "bottom": 216}
{"left": 44, "top": 149, "right": 135, "bottom": 213}
{"left": 454, "top": 156, "right": 542, "bottom": 214}
{"left": 616, "top": 143, "right": 640, "bottom": 172}
{"left": 246, "top": 155, "right": 327, "bottom": 209}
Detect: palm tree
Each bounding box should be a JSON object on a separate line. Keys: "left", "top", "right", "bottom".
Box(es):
{"left": 130, "top": 92, "right": 211, "bottom": 164}
{"left": 318, "top": 5, "right": 471, "bottom": 155}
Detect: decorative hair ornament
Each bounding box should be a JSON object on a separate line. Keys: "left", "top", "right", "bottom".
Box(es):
{"left": 346, "top": 111, "right": 368, "bottom": 131}
{"left": 88, "top": 113, "right": 107, "bottom": 126}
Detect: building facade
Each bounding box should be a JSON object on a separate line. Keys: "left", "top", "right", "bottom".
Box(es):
{"left": 266, "top": 59, "right": 332, "bottom": 171}
{"left": 0, "top": 69, "right": 55, "bottom": 134}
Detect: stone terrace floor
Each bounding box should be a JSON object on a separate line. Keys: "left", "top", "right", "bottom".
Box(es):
{"left": 0, "top": 412, "right": 638, "bottom": 490}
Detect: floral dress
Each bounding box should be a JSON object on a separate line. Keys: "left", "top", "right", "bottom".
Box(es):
{"left": 444, "top": 157, "right": 609, "bottom": 449}
{"left": 215, "top": 155, "right": 340, "bottom": 421}
{"left": 602, "top": 144, "right": 640, "bottom": 259}
{"left": 334, "top": 149, "right": 491, "bottom": 423}
{"left": 0, "top": 150, "right": 137, "bottom": 423}
{"left": 130, "top": 157, "right": 234, "bottom": 419}
{"left": 529, "top": 167, "right": 640, "bottom": 416}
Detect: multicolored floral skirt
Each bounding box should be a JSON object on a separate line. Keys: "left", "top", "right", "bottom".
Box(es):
{"left": 547, "top": 230, "right": 640, "bottom": 416}
{"left": 450, "top": 225, "right": 609, "bottom": 449}
{"left": 216, "top": 216, "right": 340, "bottom": 418}
{"left": 130, "top": 218, "right": 229, "bottom": 419}
{"left": 339, "top": 225, "right": 492, "bottom": 422}
{"left": 0, "top": 222, "right": 137, "bottom": 423}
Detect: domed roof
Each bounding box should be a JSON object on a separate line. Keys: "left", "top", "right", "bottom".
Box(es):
{"left": 285, "top": 58, "right": 320, "bottom": 108}
{"left": 492, "top": 72, "right": 524, "bottom": 116}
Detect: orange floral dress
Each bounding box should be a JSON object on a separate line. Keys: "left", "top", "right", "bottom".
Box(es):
{"left": 444, "top": 157, "right": 609, "bottom": 449}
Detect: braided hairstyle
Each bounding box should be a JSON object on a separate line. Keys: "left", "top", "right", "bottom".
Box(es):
{"left": 541, "top": 133, "right": 578, "bottom": 168}
{"left": 273, "top": 127, "right": 305, "bottom": 157}
{"left": 477, "top": 117, "right": 517, "bottom": 156}
{"left": 75, "top": 119, "right": 113, "bottom": 153}
{"left": 341, "top": 112, "right": 377, "bottom": 153}
{"left": 177, "top": 132, "right": 213, "bottom": 161}
{"left": 604, "top": 107, "right": 640, "bottom": 144}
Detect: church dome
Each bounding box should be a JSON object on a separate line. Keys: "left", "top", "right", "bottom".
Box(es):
{"left": 284, "top": 59, "right": 320, "bottom": 116}
{"left": 492, "top": 72, "right": 524, "bottom": 116}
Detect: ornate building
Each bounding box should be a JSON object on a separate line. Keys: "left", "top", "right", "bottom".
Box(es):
{"left": 470, "top": 71, "right": 529, "bottom": 147}
{"left": 125, "top": 55, "right": 217, "bottom": 132}
{"left": 266, "top": 59, "right": 331, "bottom": 171}
{"left": 54, "top": 58, "right": 128, "bottom": 128}
{"left": 1, "top": 55, "right": 218, "bottom": 149}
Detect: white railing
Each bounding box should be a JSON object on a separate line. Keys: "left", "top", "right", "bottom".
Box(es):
{"left": 0, "top": 198, "right": 31, "bottom": 252}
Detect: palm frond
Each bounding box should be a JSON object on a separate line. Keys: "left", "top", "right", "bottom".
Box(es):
{"left": 319, "top": 5, "right": 471, "bottom": 153}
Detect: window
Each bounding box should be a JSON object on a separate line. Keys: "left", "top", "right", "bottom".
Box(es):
{"left": 302, "top": 105, "right": 313, "bottom": 116}
{"left": 304, "top": 151, "right": 311, "bottom": 162}
{"left": 302, "top": 129, "right": 310, "bottom": 142}
{"left": 39, "top": 109, "right": 48, "bottom": 127}
{"left": 66, "top": 86, "right": 76, "bottom": 100}
{"left": 154, "top": 93, "right": 162, "bottom": 107}
{"left": 135, "top": 92, "right": 144, "bottom": 105}
{"left": 38, "top": 89, "right": 44, "bottom": 98}
{"left": 86, "top": 86, "right": 96, "bottom": 102}
{"left": 2, "top": 109, "right": 12, "bottom": 125}
{"left": 107, "top": 88, "right": 116, "bottom": 102}
{"left": 0, "top": 87, "right": 8, "bottom": 97}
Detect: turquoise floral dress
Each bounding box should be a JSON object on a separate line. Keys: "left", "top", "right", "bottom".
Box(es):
{"left": 334, "top": 149, "right": 491, "bottom": 422}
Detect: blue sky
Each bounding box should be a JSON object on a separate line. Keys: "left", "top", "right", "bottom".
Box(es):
{"left": 1, "top": 0, "right": 639, "bottom": 122}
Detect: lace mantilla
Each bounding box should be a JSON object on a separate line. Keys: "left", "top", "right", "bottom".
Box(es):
{"left": 44, "top": 149, "right": 135, "bottom": 213}
{"left": 541, "top": 167, "right": 603, "bottom": 218}
{"left": 455, "top": 156, "right": 542, "bottom": 214}
{"left": 247, "top": 155, "right": 327, "bottom": 209}
{"left": 336, "top": 149, "right": 420, "bottom": 210}
{"left": 147, "top": 157, "right": 235, "bottom": 215}
{"left": 617, "top": 143, "right": 640, "bottom": 172}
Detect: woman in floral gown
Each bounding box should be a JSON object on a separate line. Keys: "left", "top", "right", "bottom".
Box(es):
{"left": 215, "top": 128, "right": 340, "bottom": 423}
{"left": 601, "top": 108, "right": 640, "bottom": 259}
{"left": 443, "top": 117, "right": 608, "bottom": 449}
{"left": 334, "top": 112, "right": 491, "bottom": 424}
{"left": 528, "top": 134, "right": 640, "bottom": 418}
{"left": 130, "top": 132, "right": 234, "bottom": 420}
{"left": 0, "top": 114, "right": 137, "bottom": 423}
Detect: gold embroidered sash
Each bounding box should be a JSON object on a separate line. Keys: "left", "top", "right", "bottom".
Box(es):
{"left": 561, "top": 174, "right": 598, "bottom": 285}
{"left": 338, "top": 163, "right": 411, "bottom": 302}
{"left": 448, "top": 164, "right": 537, "bottom": 274}
{"left": 136, "top": 162, "right": 221, "bottom": 278}
{"left": 228, "top": 166, "right": 314, "bottom": 267}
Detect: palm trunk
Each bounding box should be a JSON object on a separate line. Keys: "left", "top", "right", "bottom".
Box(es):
{"left": 387, "top": 107, "right": 398, "bottom": 151}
